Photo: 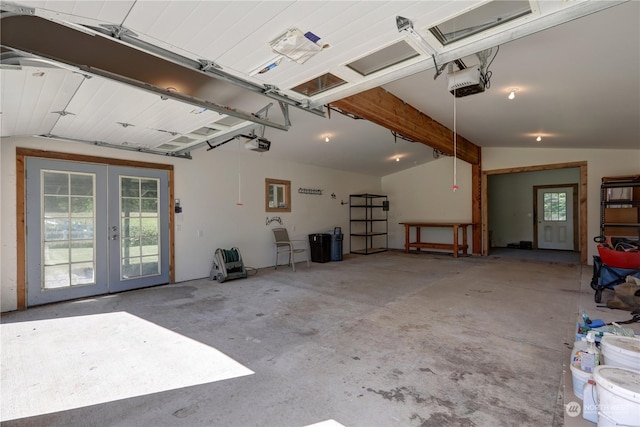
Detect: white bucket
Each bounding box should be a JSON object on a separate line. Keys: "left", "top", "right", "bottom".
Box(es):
{"left": 593, "top": 365, "right": 640, "bottom": 427}
{"left": 583, "top": 380, "right": 598, "bottom": 423}
{"left": 600, "top": 335, "right": 640, "bottom": 370}
{"left": 570, "top": 361, "right": 592, "bottom": 400}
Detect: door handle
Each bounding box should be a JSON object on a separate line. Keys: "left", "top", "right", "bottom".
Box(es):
{"left": 111, "top": 234, "right": 119, "bottom": 240}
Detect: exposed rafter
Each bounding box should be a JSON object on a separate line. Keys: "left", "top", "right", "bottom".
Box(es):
{"left": 330, "top": 87, "right": 480, "bottom": 165}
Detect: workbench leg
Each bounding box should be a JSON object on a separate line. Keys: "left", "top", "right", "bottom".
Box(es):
{"left": 453, "top": 225, "right": 459, "bottom": 258}
{"left": 462, "top": 226, "right": 468, "bottom": 257}
{"left": 416, "top": 227, "right": 421, "bottom": 252}
{"left": 404, "top": 225, "right": 409, "bottom": 253}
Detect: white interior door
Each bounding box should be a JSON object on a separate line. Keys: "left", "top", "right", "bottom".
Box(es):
{"left": 26, "top": 159, "right": 169, "bottom": 306}
{"left": 536, "top": 186, "right": 574, "bottom": 250}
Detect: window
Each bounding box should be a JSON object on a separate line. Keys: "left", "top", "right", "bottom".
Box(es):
{"left": 543, "top": 192, "right": 567, "bottom": 221}
{"left": 347, "top": 40, "right": 420, "bottom": 76}
{"left": 428, "top": 1, "right": 532, "bottom": 46}
{"left": 265, "top": 178, "right": 291, "bottom": 213}
{"left": 290, "top": 73, "right": 346, "bottom": 97}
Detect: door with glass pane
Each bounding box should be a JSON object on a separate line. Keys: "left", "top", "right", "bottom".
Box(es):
{"left": 26, "top": 159, "right": 108, "bottom": 305}
{"left": 535, "top": 186, "right": 575, "bottom": 250}
{"left": 26, "top": 159, "right": 169, "bottom": 306}
{"left": 108, "top": 166, "right": 169, "bottom": 293}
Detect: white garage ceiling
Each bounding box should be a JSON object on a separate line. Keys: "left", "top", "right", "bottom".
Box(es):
{"left": 1, "top": 1, "right": 638, "bottom": 176}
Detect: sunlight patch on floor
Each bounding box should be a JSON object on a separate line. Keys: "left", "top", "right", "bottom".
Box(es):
{"left": 1, "top": 311, "right": 253, "bottom": 421}
{"left": 305, "top": 420, "right": 346, "bottom": 427}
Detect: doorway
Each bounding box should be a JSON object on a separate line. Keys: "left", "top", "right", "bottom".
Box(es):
{"left": 17, "top": 148, "right": 175, "bottom": 308}
{"left": 534, "top": 184, "right": 578, "bottom": 251}
{"left": 25, "top": 158, "right": 169, "bottom": 306}
{"left": 482, "top": 161, "right": 587, "bottom": 264}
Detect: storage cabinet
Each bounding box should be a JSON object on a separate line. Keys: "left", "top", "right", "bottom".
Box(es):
{"left": 599, "top": 175, "right": 640, "bottom": 239}
{"left": 349, "top": 194, "right": 388, "bottom": 255}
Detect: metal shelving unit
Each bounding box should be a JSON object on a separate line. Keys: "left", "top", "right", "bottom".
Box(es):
{"left": 349, "top": 193, "right": 388, "bottom": 255}
{"left": 599, "top": 175, "right": 640, "bottom": 240}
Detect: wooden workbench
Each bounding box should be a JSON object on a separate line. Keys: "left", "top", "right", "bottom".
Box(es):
{"left": 399, "top": 222, "right": 475, "bottom": 258}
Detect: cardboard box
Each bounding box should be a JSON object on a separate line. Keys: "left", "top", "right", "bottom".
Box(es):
{"left": 604, "top": 207, "right": 639, "bottom": 237}
{"left": 604, "top": 207, "right": 638, "bottom": 223}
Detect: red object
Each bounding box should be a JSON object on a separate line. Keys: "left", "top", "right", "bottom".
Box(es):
{"left": 597, "top": 244, "right": 640, "bottom": 268}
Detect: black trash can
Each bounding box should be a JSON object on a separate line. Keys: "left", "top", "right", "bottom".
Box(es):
{"left": 327, "top": 227, "right": 343, "bottom": 261}
{"left": 308, "top": 233, "right": 331, "bottom": 263}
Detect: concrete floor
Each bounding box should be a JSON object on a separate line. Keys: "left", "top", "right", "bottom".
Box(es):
{"left": 2, "top": 249, "right": 633, "bottom": 427}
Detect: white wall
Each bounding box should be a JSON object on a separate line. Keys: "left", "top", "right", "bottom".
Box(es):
{"left": 1, "top": 136, "right": 380, "bottom": 312}
{"left": 483, "top": 147, "right": 640, "bottom": 261}
{"left": 382, "top": 157, "right": 473, "bottom": 250}
{"left": 488, "top": 168, "right": 580, "bottom": 247}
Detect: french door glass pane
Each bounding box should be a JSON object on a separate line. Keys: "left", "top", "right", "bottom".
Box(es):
{"left": 42, "top": 170, "right": 96, "bottom": 290}
{"left": 120, "top": 176, "right": 160, "bottom": 279}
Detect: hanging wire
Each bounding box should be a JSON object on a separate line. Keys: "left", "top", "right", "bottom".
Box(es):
{"left": 451, "top": 19, "right": 459, "bottom": 192}
{"left": 236, "top": 138, "right": 243, "bottom": 206}
{"left": 453, "top": 88, "right": 458, "bottom": 192}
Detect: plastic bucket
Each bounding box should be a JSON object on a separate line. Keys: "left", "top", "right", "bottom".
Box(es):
{"left": 593, "top": 365, "right": 640, "bottom": 427}
{"left": 600, "top": 336, "right": 640, "bottom": 370}
{"left": 570, "top": 361, "right": 592, "bottom": 400}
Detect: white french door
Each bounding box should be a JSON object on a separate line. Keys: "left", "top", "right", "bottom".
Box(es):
{"left": 26, "top": 158, "right": 169, "bottom": 306}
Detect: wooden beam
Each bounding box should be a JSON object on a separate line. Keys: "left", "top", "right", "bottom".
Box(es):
{"left": 331, "top": 87, "right": 481, "bottom": 165}
{"left": 472, "top": 159, "right": 482, "bottom": 255}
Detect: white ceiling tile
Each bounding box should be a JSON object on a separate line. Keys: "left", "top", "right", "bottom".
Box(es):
{"left": 1, "top": 66, "right": 84, "bottom": 137}
{"left": 49, "top": 73, "right": 233, "bottom": 149}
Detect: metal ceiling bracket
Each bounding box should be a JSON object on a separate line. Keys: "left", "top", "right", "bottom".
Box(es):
{"left": 396, "top": 16, "right": 412, "bottom": 33}
{"left": 432, "top": 55, "right": 445, "bottom": 80}
{"left": 263, "top": 84, "right": 279, "bottom": 94}
{"left": 279, "top": 102, "right": 291, "bottom": 127}
{"left": 52, "top": 110, "right": 75, "bottom": 117}
{"left": 198, "top": 59, "right": 222, "bottom": 73}
{"left": 100, "top": 24, "right": 138, "bottom": 40}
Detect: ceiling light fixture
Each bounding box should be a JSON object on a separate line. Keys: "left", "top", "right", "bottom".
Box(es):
{"left": 395, "top": 157, "right": 400, "bottom": 162}
{"left": 325, "top": 136, "right": 330, "bottom": 143}
{"left": 508, "top": 88, "right": 518, "bottom": 100}
{"left": 536, "top": 136, "right": 542, "bottom": 142}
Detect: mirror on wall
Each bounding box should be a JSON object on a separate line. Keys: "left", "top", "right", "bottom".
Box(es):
{"left": 265, "top": 178, "right": 291, "bottom": 212}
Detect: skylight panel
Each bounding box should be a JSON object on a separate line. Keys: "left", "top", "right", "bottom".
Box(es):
{"left": 291, "top": 73, "right": 346, "bottom": 97}
{"left": 429, "top": 1, "right": 532, "bottom": 46}
{"left": 347, "top": 41, "right": 420, "bottom": 77}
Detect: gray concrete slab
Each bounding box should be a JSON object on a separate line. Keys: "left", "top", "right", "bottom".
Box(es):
{"left": 2, "top": 250, "right": 629, "bottom": 427}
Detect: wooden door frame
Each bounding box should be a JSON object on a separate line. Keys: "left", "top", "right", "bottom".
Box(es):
{"left": 16, "top": 148, "right": 175, "bottom": 310}
{"left": 481, "top": 161, "right": 587, "bottom": 264}
{"left": 532, "top": 183, "right": 579, "bottom": 251}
